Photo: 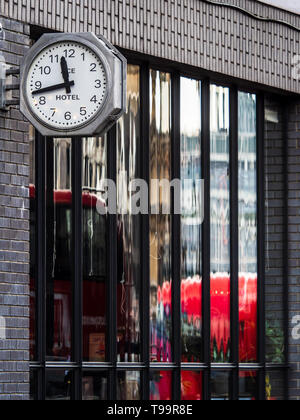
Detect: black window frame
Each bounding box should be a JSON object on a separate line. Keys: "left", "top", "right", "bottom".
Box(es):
{"left": 29, "top": 51, "right": 290, "bottom": 401}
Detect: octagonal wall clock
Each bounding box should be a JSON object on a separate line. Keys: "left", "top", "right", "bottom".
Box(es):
{"left": 20, "top": 32, "right": 127, "bottom": 137}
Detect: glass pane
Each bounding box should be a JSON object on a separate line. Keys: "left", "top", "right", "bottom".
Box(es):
{"left": 266, "top": 370, "right": 285, "bottom": 401}
{"left": 30, "top": 370, "right": 37, "bottom": 400}
{"left": 210, "top": 85, "right": 231, "bottom": 363}
{"left": 29, "top": 125, "right": 36, "bottom": 361}
{"left": 265, "top": 98, "right": 285, "bottom": 364}
{"left": 150, "top": 371, "right": 172, "bottom": 400}
{"left": 239, "top": 371, "right": 257, "bottom": 400}
{"left": 238, "top": 92, "right": 257, "bottom": 363}
{"left": 46, "top": 370, "right": 72, "bottom": 400}
{"left": 82, "top": 372, "right": 107, "bottom": 400}
{"left": 117, "top": 65, "right": 141, "bottom": 362}
{"left": 181, "top": 371, "right": 202, "bottom": 400}
{"left": 46, "top": 139, "right": 72, "bottom": 361}
{"left": 211, "top": 371, "right": 229, "bottom": 400}
{"left": 117, "top": 371, "right": 141, "bottom": 400}
{"left": 82, "top": 137, "right": 107, "bottom": 362}
{"left": 149, "top": 70, "right": 172, "bottom": 363}
{"left": 180, "top": 77, "right": 202, "bottom": 363}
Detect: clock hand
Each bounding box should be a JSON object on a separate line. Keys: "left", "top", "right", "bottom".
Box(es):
{"left": 32, "top": 81, "right": 75, "bottom": 95}
{"left": 61, "top": 56, "right": 72, "bottom": 94}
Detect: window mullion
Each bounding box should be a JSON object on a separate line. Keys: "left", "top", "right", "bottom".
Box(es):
{"left": 71, "top": 137, "right": 83, "bottom": 400}
{"left": 229, "top": 87, "right": 239, "bottom": 400}
{"left": 257, "top": 93, "right": 266, "bottom": 400}
{"left": 35, "top": 132, "right": 47, "bottom": 400}
{"left": 107, "top": 126, "right": 117, "bottom": 400}
{"left": 171, "top": 72, "right": 181, "bottom": 400}
{"left": 202, "top": 79, "right": 211, "bottom": 400}
{"left": 140, "top": 63, "right": 150, "bottom": 400}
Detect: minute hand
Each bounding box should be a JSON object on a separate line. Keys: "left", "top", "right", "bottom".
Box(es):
{"left": 32, "top": 81, "right": 75, "bottom": 96}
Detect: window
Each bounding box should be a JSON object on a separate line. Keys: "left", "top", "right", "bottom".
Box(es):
{"left": 29, "top": 62, "right": 287, "bottom": 400}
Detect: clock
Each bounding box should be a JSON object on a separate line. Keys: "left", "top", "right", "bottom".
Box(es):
{"left": 20, "top": 33, "right": 127, "bottom": 137}
{"left": 26, "top": 41, "right": 108, "bottom": 130}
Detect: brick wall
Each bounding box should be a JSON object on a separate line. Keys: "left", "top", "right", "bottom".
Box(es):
{"left": 287, "top": 99, "right": 300, "bottom": 401}
{"left": 1, "top": 0, "right": 300, "bottom": 94}
{"left": 0, "top": 17, "right": 30, "bottom": 400}
{"left": 264, "top": 97, "right": 285, "bottom": 366}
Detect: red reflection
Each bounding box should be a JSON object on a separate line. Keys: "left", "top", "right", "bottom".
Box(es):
{"left": 150, "top": 371, "right": 172, "bottom": 401}
{"left": 181, "top": 371, "right": 202, "bottom": 400}
{"left": 211, "top": 273, "right": 231, "bottom": 361}
{"left": 30, "top": 186, "right": 258, "bottom": 369}
{"left": 239, "top": 273, "right": 257, "bottom": 362}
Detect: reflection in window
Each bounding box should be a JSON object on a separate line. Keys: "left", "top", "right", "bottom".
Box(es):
{"left": 117, "top": 65, "right": 141, "bottom": 362}
{"left": 210, "top": 85, "right": 231, "bottom": 363}
{"left": 211, "top": 371, "right": 229, "bottom": 400}
{"left": 117, "top": 371, "right": 141, "bottom": 400}
{"left": 239, "top": 371, "right": 257, "bottom": 400}
{"left": 150, "top": 371, "right": 172, "bottom": 400}
{"left": 82, "top": 372, "right": 107, "bottom": 400}
{"left": 238, "top": 92, "right": 257, "bottom": 363}
{"left": 266, "top": 370, "right": 285, "bottom": 400}
{"left": 181, "top": 371, "right": 202, "bottom": 400}
{"left": 46, "top": 370, "right": 72, "bottom": 400}
{"left": 180, "top": 78, "right": 202, "bottom": 362}
{"left": 82, "top": 137, "right": 107, "bottom": 362}
{"left": 30, "top": 370, "right": 37, "bottom": 400}
{"left": 149, "top": 70, "right": 172, "bottom": 362}
{"left": 46, "top": 139, "right": 72, "bottom": 361}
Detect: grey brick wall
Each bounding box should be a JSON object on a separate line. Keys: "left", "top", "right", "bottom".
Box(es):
{"left": 265, "top": 97, "right": 285, "bottom": 366}
{"left": 287, "top": 100, "right": 300, "bottom": 401}
{"left": 1, "top": 0, "right": 300, "bottom": 94}
{"left": 0, "top": 17, "right": 30, "bottom": 400}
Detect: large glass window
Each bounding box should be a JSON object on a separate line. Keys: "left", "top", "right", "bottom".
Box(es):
{"left": 29, "top": 62, "right": 287, "bottom": 400}
{"left": 180, "top": 77, "right": 202, "bottom": 363}
{"left": 117, "top": 65, "right": 141, "bottom": 362}
{"left": 210, "top": 85, "right": 231, "bottom": 363}
{"left": 238, "top": 93, "right": 258, "bottom": 363}
{"left": 149, "top": 70, "right": 172, "bottom": 363}
{"left": 82, "top": 137, "right": 107, "bottom": 362}
{"left": 46, "top": 138, "right": 73, "bottom": 362}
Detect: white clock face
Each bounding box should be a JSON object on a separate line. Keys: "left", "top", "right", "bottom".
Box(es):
{"left": 25, "top": 41, "right": 108, "bottom": 130}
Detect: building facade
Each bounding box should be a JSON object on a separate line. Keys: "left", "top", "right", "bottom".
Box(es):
{"left": 0, "top": 0, "right": 299, "bottom": 400}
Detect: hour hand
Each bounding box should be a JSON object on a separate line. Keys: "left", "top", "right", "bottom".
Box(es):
{"left": 61, "top": 56, "right": 72, "bottom": 94}
{"left": 32, "top": 81, "right": 75, "bottom": 96}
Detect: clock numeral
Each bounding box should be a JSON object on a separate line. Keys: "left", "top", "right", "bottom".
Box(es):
{"left": 49, "top": 54, "right": 59, "bottom": 63}
{"left": 39, "top": 66, "right": 51, "bottom": 75}
{"left": 35, "top": 81, "right": 42, "bottom": 90}
{"left": 50, "top": 108, "right": 56, "bottom": 117}
{"left": 39, "top": 96, "right": 46, "bottom": 106}
{"left": 90, "top": 95, "right": 97, "bottom": 103}
{"left": 80, "top": 107, "right": 87, "bottom": 116}
{"left": 65, "top": 112, "right": 72, "bottom": 121}
{"left": 81, "top": 53, "right": 85, "bottom": 61}
{"left": 64, "top": 49, "right": 75, "bottom": 58}
{"left": 95, "top": 80, "right": 102, "bottom": 88}
{"left": 90, "top": 63, "right": 97, "bottom": 72}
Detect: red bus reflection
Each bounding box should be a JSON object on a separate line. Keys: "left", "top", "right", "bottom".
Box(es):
{"left": 30, "top": 186, "right": 257, "bottom": 399}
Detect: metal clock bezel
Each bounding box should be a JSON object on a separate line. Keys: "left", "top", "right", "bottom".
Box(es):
{"left": 22, "top": 33, "right": 111, "bottom": 133}
{"left": 20, "top": 32, "right": 127, "bottom": 137}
